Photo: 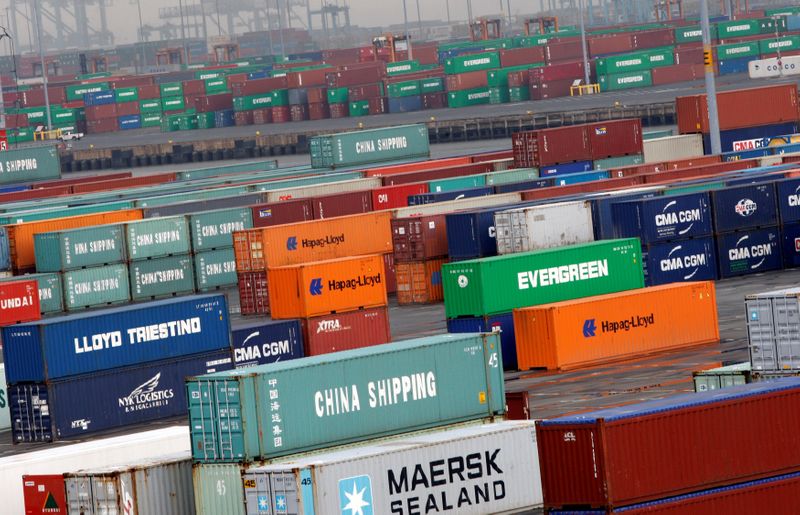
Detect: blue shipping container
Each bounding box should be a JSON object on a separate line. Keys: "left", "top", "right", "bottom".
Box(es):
{"left": 214, "top": 109, "right": 236, "bottom": 128}
{"left": 643, "top": 237, "right": 718, "bottom": 286}
{"left": 721, "top": 147, "right": 772, "bottom": 162}
{"left": 711, "top": 183, "right": 778, "bottom": 233}
{"left": 540, "top": 160, "right": 594, "bottom": 177}
{"left": 554, "top": 170, "right": 610, "bottom": 185}
{"left": 493, "top": 178, "right": 553, "bottom": 193}
{"left": 0, "top": 184, "right": 28, "bottom": 193}
{"left": 83, "top": 90, "right": 115, "bottom": 106}
{"left": 716, "top": 226, "right": 782, "bottom": 278}
{"left": 704, "top": 122, "right": 799, "bottom": 153}
{"left": 2, "top": 294, "right": 231, "bottom": 384}
{"left": 777, "top": 178, "right": 800, "bottom": 224}
{"left": 388, "top": 96, "right": 423, "bottom": 113}
{"left": 445, "top": 205, "right": 530, "bottom": 261}
{"left": 407, "top": 186, "right": 494, "bottom": 206}
{"left": 447, "top": 313, "right": 517, "bottom": 370}
{"left": 717, "top": 56, "right": 755, "bottom": 75}
{"left": 9, "top": 350, "right": 232, "bottom": 443}
{"left": 232, "top": 320, "right": 304, "bottom": 369}
{"left": 782, "top": 222, "right": 800, "bottom": 268}
{"left": 612, "top": 192, "right": 713, "bottom": 244}
{"left": 591, "top": 191, "right": 663, "bottom": 241}
{"left": 118, "top": 115, "right": 141, "bottom": 130}
{"left": 0, "top": 228, "right": 11, "bottom": 271}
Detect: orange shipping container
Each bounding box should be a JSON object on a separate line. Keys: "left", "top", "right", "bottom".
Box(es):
{"left": 233, "top": 211, "right": 392, "bottom": 272}
{"left": 514, "top": 281, "right": 719, "bottom": 371}
{"left": 5, "top": 209, "right": 144, "bottom": 272}
{"left": 267, "top": 254, "right": 388, "bottom": 319}
{"left": 396, "top": 259, "right": 446, "bottom": 305}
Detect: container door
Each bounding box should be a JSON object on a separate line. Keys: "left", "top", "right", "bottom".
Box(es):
{"left": 188, "top": 380, "right": 221, "bottom": 461}
{"left": 24, "top": 475, "right": 67, "bottom": 515}
{"left": 91, "top": 476, "right": 122, "bottom": 515}
{"left": 746, "top": 297, "right": 778, "bottom": 371}
{"left": 213, "top": 379, "right": 246, "bottom": 461}
{"left": 772, "top": 296, "right": 800, "bottom": 371}
{"left": 494, "top": 212, "right": 513, "bottom": 255}
{"left": 10, "top": 383, "right": 52, "bottom": 443}
{"left": 65, "top": 476, "right": 92, "bottom": 514}
{"left": 509, "top": 210, "right": 530, "bottom": 254}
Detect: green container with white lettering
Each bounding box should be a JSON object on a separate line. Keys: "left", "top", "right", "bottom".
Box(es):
{"left": 189, "top": 207, "right": 253, "bottom": 251}
{"left": 66, "top": 82, "right": 110, "bottom": 102}
{"left": 387, "top": 80, "right": 420, "bottom": 98}
{"left": 139, "top": 99, "right": 162, "bottom": 113}
{"left": 186, "top": 332, "right": 505, "bottom": 462}
{"left": 327, "top": 87, "right": 348, "bottom": 104}
{"left": 160, "top": 82, "right": 184, "bottom": 98}
{"left": 386, "top": 60, "right": 420, "bottom": 76}
{"left": 599, "top": 70, "right": 653, "bottom": 92}
{"left": 348, "top": 100, "right": 369, "bottom": 117}
{"left": 129, "top": 254, "right": 196, "bottom": 300}
{"left": 484, "top": 168, "right": 539, "bottom": 185}
{"left": 0, "top": 273, "right": 63, "bottom": 314}
{"left": 447, "top": 87, "right": 491, "bottom": 108}
{"left": 419, "top": 77, "right": 445, "bottom": 93}
{"left": 309, "top": 124, "right": 429, "bottom": 168}
{"left": 115, "top": 87, "right": 139, "bottom": 103}
{"left": 509, "top": 86, "right": 530, "bottom": 102}
{"left": 63, "top": 263, "right": 131, "bottom": 311}
{"left": 34, "top": 224, "right": 126, "bottom": 272}
{"left": 0, "top": 145, "right": 61, "bottom": 186}
{"left": 194, "top": 248, "right": 238, "bottom": 291}
{"left": 442, "top": 239, "right": 644, "bottom": 318}
{"left": 716, "top": 42, "right": 759, "bottom": 59}
{"left": 759, "top": 36, "right": 800, "bottom": 55}
{"left": 162, "top": 95, "right": 186, "bottom": 112}
{"left": 443, "top": 51, "right": 500, "bottom": 74}
{"left": 126, "top": 216, "right": 191, "bottom": 261}
{"left": 141, "top": 113, "right": 163, "bottom": 128}
{"left": 717, "top": 19, "right": 760, "bottom": 38}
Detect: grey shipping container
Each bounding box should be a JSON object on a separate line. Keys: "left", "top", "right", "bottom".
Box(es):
{"left": 693, "top": 362, "right": 752, "bottom": 392}
{"left": 195, "top": 248, "right": 237, "bottom": 291}
{"left": 126, "top": 216, "right": 191, "bottom": 260}
{"left": 34, "top": 224, "right": 127, "bottom": 272}
{"left": 746, "top": 288, "right": 800, "bottom": 372}
{"left": 0, "top": 272, "right": 63, "bottom": 313}
{"left": 141, "top": 193, "right": 266, "bottom": 218}
{"left": 64, "top": 453, "right": 195, "bottom": 515}
{"left": 189, "top": 207, "right": 253, "bottom": 251}
{"left": 130, "top": 254, "right": 196, "bottom": 300}
{"left": 494, "top": 201, "right": 595, "bottom": 255}
{"left": 63, "top": 263, "right": 131, "bottom": 310}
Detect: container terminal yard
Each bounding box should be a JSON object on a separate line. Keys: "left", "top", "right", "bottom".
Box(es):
{"left": 4, "top": 1, "right": 800, "bottom": 514}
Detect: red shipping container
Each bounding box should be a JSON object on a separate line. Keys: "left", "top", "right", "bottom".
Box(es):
{"left": 329, "top": 103, "right": 348, "bottom": 119}
{"left": 529, "top": 78, "right": 574, "bottom": 100}
{"left": 546, "top": 39, "right": 584, "bottom": 63}
{"left": 652, "top": 63, "right": 704, "bottom": 85}
{"left": 115, "top": 101, "right": 140, "bottom": 117}
{"left": 386, "top": 69, "right": 445, "bottom": 84}
{"left": 413, "top": 44, "right": 440, "bottom": 65}
{"left": 37, "top": 172, "right": 131, "bottom": 188}
{"left": 138, "top": 84, "right": 160, "bottom": 99}
{"left": 183, "top": 79, "right": 205, "bottom": 96}
{"left": 368, "top": 97, "right": 388, "bottom": 115}
{"left": 301, "top": 306, "right": 391, "bottom": 356}
{"left": 272, "top": 106, "right": 290, "bottom": 123}
{"left": 588, "top": 119, "right": 643, "bottom": 159}
{"left": 383, "top": 252, "right": 396, "bottom": 294}
{"left": 372, "top": 182, "right": 428, "bottom": 210}
{"left": 251, "top": 198, "right": 314, "bottom": 228}
{"left": 391, "top": 215, "right": 448, "bottom": 261}
{"left": 23, "top": 475, "right": 67, "bottom": 515}
{"left": 0, "top": 185, "right": 68, "bottom": 203}
{"left": 195, "top": 93, "right": 234, "bottom": 112}
{"left": 677, "top": 84, "right": 800, "bottom": 134}
{"left": 6, "top": 113, "right": 29, "bottom": 129}
{"left": 289, "top": 104, "right": 309, "bottom": 122}
{"left": 522, "top": 175, "right": 645, "bottom": 201}
{"left": 643, "top": 160, "right": 756, "bottom": 184}
{"left": 632, "top": 28, "right": 675, "bottom": 50}
{"left": 252, "top": 107, "right": 273, "bottom": 125}
{"left": 72, "top": 173, "right": 177, "bottom": 194}
{"left": 422, "top": 92, "right": 446, "bottom": 110}
{"left": 396, "top": 258, "right": 446, "bottom": 304}
{"left": 507, "top": 71, "right": 529, "bottom": 88}
{"left": 287, "top": 68, "right": 329, "bottom": 88}
{"left": 609, "top": 162, "right": 665, "bottom": 177}
{"left": 234, "top": 110, "right": 254, "bottom": 126}
{"left": 505, "top": 391, "right": 530, "bottom": 420}
{"left": 110, "top": 76, "right": 154, "bottom": 88}
{"left": 86, "top": 118, "right": 118, "bottom": 134}
{"left": 226, "top": 73, "right": 248, "bottom": 89}
{"left": 308, "top": 102, "right": 330, "bottom": 120}
{"left": 233, "top": 76, "right": 289, "bottom": 96}
{"left": 665, "top": 155, "right": 721, "bottom": 169}
{"left": 445, "top": 70, "right": 489, "bottom": 91}
{"left": 85, "top": 103, "right": 117, "bottom": 121}
{"left": 530, "top": 61, "right": 588, "bottom": 82}
{"left": 537, "top": 378, "right": 800, "bottom": 510}
{"left": 312, "top": 190, "right": 372, "bottom": 219}
{"left": 472, "top": 149, "right": 513, "bottom": 162}
{"left": 348, "top": 83, "right": 384, "bottom": 101}
{"left": 380, "top": 162, "right": 496, "bottom": 186}
{"left": 499, "top": 46, "right": 546, "bottom": 67}
{"left": 238, "top": 271, "right": 269, "bottom": 315}
{"left": 588, "top": 33, "right": 634, "bottom": 57}
{"left": 307, "top": 87, "right": 327, "bottom": 104}
{"left": 0, "top": 280, "right": 40, "bottom": 326}
{"left": 512, "top": 126, "right": 592, "bottom": 167}
{"left": 327, "top": 67, "right": 385, "bottom": 88}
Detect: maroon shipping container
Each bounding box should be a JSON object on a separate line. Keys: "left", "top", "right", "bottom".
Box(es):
{"left": 72, "top": 173, "right": 178, "bottom": 194}
{"left": 588, "top": 33, "right": 634, "bottom": 57}
{"left": 537, "top": 379, "right": 800, "bottom": 510}
{"left": 138, "top": 84, "right": 160, "bottom": 99}
{"left": 642, "top": 160, "right": 756, "bottom": 184}
{"left": 632, "top": 28, "right": 676, "bottom": 50}
{"left": 85, "top": 103, "right": 118, "bottom": 121}
{"left": 233, "top": 76, "right": 289, "bottom": 96}
{"left": 588, "top": 119, "right": 643, "bottom": 159}
{"left": 652, "top": 64, "right": 704, "bottom": 85}
{"left": 348, "top": 83, "right": 384, "bottom": 101}
{"left": 287, "top": 68, "right": 329, "bottom": 88}
{"left": 0, "top": 280, "right": 40, "bottom": 326}
{"left": 391, "top": 215, "right": 448, "bottom": 262}
{"left": 196, "top": 93, "right": 234, "bottom": 112}
{"left": 6, "top": 113, "right": 29, "bottom": 129}
{"left": 545, "top": 39, "right": 584, "bottom": 63}
{"left": 445, "top": 70, "right": 489, "bottom": 92}
{"left": 368, "top": 97, "right": 388, "bottom": 115}
{"left": 504, "top": 392, "right": 530, "bottom": 421}
{"left": 289, "top": 104, "right": 309, "bottom": 122}
{"left": 530, "top": 61, "right": 587, "bottom": 82}
{"left": 23, "top": 475, "right": 68, "bottom": 515}
{"left": 183, "top": 79, "right": 205, "bottom": 96}
{"left": 512, "top": 126, "right": 592, "bottom": 167}
{"left": 86, "top": 118, "right": 118, "bottom": 134}
{"left": 238, "top": 271, "right": 269, "bottom": 315}
{"left": 380, "top": 162, "right": 496, "bottom": 187}
{"left": 109, "top": 76, "right": 154, "bottom": 89}
{"left": 251, "top": 198, "right": 314, "bottom": 228}
{"left": 413, "top": 44, "right": 440, "bottom": 65}
{"left": 0, "top": 185, "right": 68, "bottom": 204}
{"left": 226, "top": 73, "right": 249, "bottom": 89}
{"left": 383, "top": 252, "right": 396, "bottom": 294}
{"left": 422, "top": 92, "right": 446, "bottom": 110}
{"left": 507, "top": 71, "right": 529, "bottom": 88}
{"left": 312, "top": 190, "right": 372, "bottom": 219}
{"left": 499, "top": 46, "right": 546, "bottom": 67}
{"left": 372, "top": 182, "right": 428, "bottom": 210}
{"left": 308, "top": 102, "right": 330, "bottom": 120}
{"left": 115, "top": 102, "right": 140, "bottom": 117}
{"left": 529, "top": 78, "right": 574, "bottom": 100}
{"left": 677, "top": 83, "right": 800, "bottom": 134}
{"left": 272, "top": 106, "right": 290, "bottom": 123}
{"left": 234, "top": 110, "right": 254, "bottom": 126}
{"left": 36, "top": 173, "right": 131, "bottom": 188}
{"left": 252, "top": 107, "right": 273, "bottom": 125}
{"left": 329, "top": 103, "right": 348, "bottom": 119}
{"left": 385, "top": 69, "right": 445, "bottom": 84}
{"left": 307, "top": 87, "right": 327, "bottom": 104}
{"left": 326, "top": 67, "right": 385, "bottom": 88}
{"left": 301, "top": 306, "right": 391, "bottom": 356}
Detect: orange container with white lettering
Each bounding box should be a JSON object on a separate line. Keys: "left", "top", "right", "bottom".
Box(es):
{"left": 5, "top": 209, "right": 144, "bottom": 273}
{"left": 514, "top": 281, "right": 719, "bottom": 371}
{"left": 267, "top": 254, "right": 388, "bottom": 319}
{"left": 233, "top": 211, "right": 392, "bottom": 272}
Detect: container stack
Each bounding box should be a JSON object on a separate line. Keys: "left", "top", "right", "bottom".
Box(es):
{"left": 188, "top": 207, "right": 252, "bottom": 292}
{"left": 745, "top": 287, "right": 800, "bottom": 378}
{"left": 391, "top": 215, "right": 448, "bottom": 305}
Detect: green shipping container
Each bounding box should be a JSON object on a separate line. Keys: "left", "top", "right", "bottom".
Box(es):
{"left": 674, "top": 25, "right": 717, "bottom": 43}
{"left": 63, "top": 263, "right": 131, "bottom": 310}
{"left": 419, "top": 77, "right": 445, "bottom": 93}
{"left": 665, "top": 181, "right": 726, "bottom": 195}
{"left": 162, "top": 95, "right": 186, "bottom": 112}
{"left": 596, "top": 50, "right": 668, "bottom": 76}
{"left": 189, "top": 207, "right": 253, "bottom": 251}
{"left": 186, "top": 332, "right": 505, "bottom": 462}
{"left": 447, "top": 87, "right": 491, "bottom": 108}
{"left": 129, "top": 254, "right": 196, "bottom": 300}
{"left": 489, "top": 87, "right": 510, "bottom": 104}
{"left": 327, "top": 87, "right": 348, "bottom": 104}
{"left": 429, "top": 174, "right": 487, "bottom": 192}
{"left": 139, "top": 99, "right": 162, "bottom": 113}
{"left": 442, "top": 238, "right": 644, "bottom": 318}
{"left": 194, "top": 248, "right": 238, "bottom": 291}
{"left": 759, "top": 17, "right": 787, "bottom": 35}
{"left": 0, "top": 145, "right": 60, "bottom": 186}
{"left": 309, "top": 124, "right": 429, "bottom": 168}
{"left": 141, "top": 113, "right": 163, "bottom": 128}
{"left": 197, "top": 112, "right": 216, "bottom": 129}
{"left": 178, "top": 114, "right": 199, "bottom": 131}
{"left": 134, "top": 186, "right": 251, "bottom": 208}
{"left": 717, "top": 19, "right": 760, "bottom": 38}
{"left": 509, "top": 86, "right": 530, "bottom": 102}
{"left": 599, "top": 70, "right": 653, "bottom": 92}
{"left": 716, "top": 42, "right": 759, "bottom": 59}
{"left": 205, "top": 78, "right": 228, "bottom": 94}
{"left": 34, "top": 224, "right": 126, "bottom": 272}
{"left": 348, "top": 100, "right": 370, "bottom": 117}
{"left": 0, "top": 273, "right": 63, "bottom": 314}
{"left": 192, "top": 465, "right": 246, "bottom": 515}
{"left": 594, "top": 154, "right": 644, "bottom": 170}
{"left": 196, "top": 70, "right": 222, "bottom": 80}
{"left": 386, "top": 60, "right": 420, "bottom": 76}
{"left": 387, "top": 80, "right": 421, "bottom": 98}
{"left": 115, "top": 87, "right": 139, "bottom": 103}
{"left": 0, "top": 201, "right": 134, "bottom": 226}
{"left": 759, "top": 36, "right": 800, "bottom": 55}
{"left": 160, "top": 82, "right": 184, "bottom": 98}
{"left": 766, "top": 7, "right": 800, "bottom": 16}
{"left": 66, "top": 82, "right": 110, "bottom": 101}
{"left": 485, "top": 168, "right": 539, "bottom": 185}
{"left": 126, "top": 216, "right": 191, "bottom": 260}
{"left": 10, "top": 127, "right": 35, "bottom": 144}
{"left": 52, "top": 109, "right": 77, "bottom": 124}
{"left": 443, "top": 51, "right": 501, "bottom": 74}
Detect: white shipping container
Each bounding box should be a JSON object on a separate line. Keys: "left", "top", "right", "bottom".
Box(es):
{"left": 0, "top": 364, "right": 8, "bottom": 431}
{"left": 642, "top": 134, "right": 704, "bottom": 163}
{"left": 392, "top": 192, "right": 523, "bottom": 218}
{"left": 259, "top": 178, "right": 383, "bottom": 202}
{"left": 64, "top": 453, "right": 194, "bottom": 515}
{"left": 242, "top": 421, "right": 542, "bottom": 515}
{"left": 749, "top": 56, "right": 800, "bottom": 79}
{"left": 494, "top": 201, "right": 595, "bottom": 255}
{"left": 3, "top": 426, "right": 191, "bottom": 514}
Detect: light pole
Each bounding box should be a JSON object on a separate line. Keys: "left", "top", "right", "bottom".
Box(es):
{"left": 33, "top": 0, "right": 51, "bottom": 130}
{"left": 700, "top": 0, "right": 721, "bottom": 154}
{"left": 178, "top": 0, "right": 189, "bottom": 64}
{"left": 415, "top": 0, "right": 422, "bottom": 40}
{"left": 266, "top": 0, "right": 274, "bottom": 56}
{"left": 136, "top": 0, "right": 146, "bottom": 70}
{"left": 276, "top": 0, "right": 286, "bottom": 60}
{"left": 579, "top": 0, "right": 590, "bottom": 86}
{"left": 466, "top": 0, "right": 473, "bottom": 24}
{"left": 402, "top": 0, "right": 411, "bottom": 59}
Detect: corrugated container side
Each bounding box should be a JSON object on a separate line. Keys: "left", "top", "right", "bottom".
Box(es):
{"left": 250, "top": 198, "right": 315, "bottom": 228}
{"left": 0, "top": 273, "right": 63, "bottom": 314}
{"left": 63, "top": 263, "right": 131, "bottom": 310}
{"left": 232, "top": 319, "right": 304, "bottom": 369}
{"left": 644, "top": 237, "right": 719, "bottom": 286}
{"left": 391, "top": 215, "right": 448, "bottom": 262}
{"left": 396, "top": 259, "right": 446, "bottom": 304}
{"left": 447, "top": 312, "right": 517, "bottom": 370}
{"left": 494, "top": 201, "right": 595, "bottom": 255}
{"left": 34, "top": 224, "right": 127, "bottom": 272}
{"left": 260, "top": 178, "right": 383, "bottom": 204}
{"left": 0, "top": 280, "right": 40, "bottom": 325}
{"left": 126, "top": 216, "right": 192, "bottom": 260}
{"left": 190, "top": 208, "right": 253, "bottom": 251}
{"left": 0, "top": 364, "right": 8, "bottom": 430}
{"left": 195, "top": 248, "right": 238, "bottom": 291}
{"left": 130, "top": 255, "right": 196, "bottom": 300}
{"left": 711, "top": 183, "right": 778, "bottom": 233}
{"left": 192, "top": 464, "right": 246, "bottom": 515}
{"left": 612, "top": 192, "right": 713, "bottom": 244}
{"left": 716, "top": 226, "right": 782, "bottom": 278}
{"left": 300, "top": 306, "right": 391, "bottom": 355}
{"left": 643, "top": 134, "right": 704, "bottom": 163}
{"left": 311, "top": 190, "right": 373, "bottom": 219}
{"left": 237, "top": 271, "right": 269, "bottom": 315}
{"left": 392, "top": 192, "right": 523, "bottom": 218}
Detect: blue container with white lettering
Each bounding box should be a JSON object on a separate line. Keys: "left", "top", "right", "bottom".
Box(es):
{"left": 643, "top": 237, "right": 718, "bottom": 286}
{"left": 83, "top": 90, "right": 115, "bottom": 106}
{"left": 118, "top": 115, "right": 141, "bottom": 130}
{"left": 540, "top": 160, "right": 594, "bottom": 177}
{"left": 553, "top": 170, "right": 610, "bottom": 185}
{"left": 717, "top": 56, "right": 755, "bottom": 76}
{"left": 447, "top": 313, "right": 517, "bottom": 370}
{"left": 493, "top": 178, "right": 553, "bottom": 193}
{"left": 711, "top": 183, "right": 778, "bottom": 233}
{"left": 232, "top": 320, "right": 304, "bottom": 369}
{"left": 407, "top": 186, "right": 493, "bottom": 206}
{"left": 612, "top": 192, "right": 713, "bottom": 244}
{"left": 715, "top": 226, "right": 782, "bottom": 278}
{"left": 9, "top": 350, "right": 232, "bottom": 443}
{"left": 703, "top": 122, "right": 799, "bottom": 153}
{"left": 2, "top": 294, "right": 231, "bottom": 384}
{"left": 782, "top": 222, "right": 800, "bottom": 268}
{"left": 777, "top": 178, "right": 800, "bottom": 224}
{"left": 591, "top": 191, "right": 663, "bottom": 241}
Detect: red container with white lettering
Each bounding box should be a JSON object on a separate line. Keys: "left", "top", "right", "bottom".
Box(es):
{"left": 0, "top": 280, "right": 41, "bottom": 326}
{"left": 301, "top": 306, "right": 391, "bottom": 356}
{"left": 371, "top": 183, "right": 429, "bottom": 210}
{"left": 23, "top": 475, "right": 67, "bottom": 515}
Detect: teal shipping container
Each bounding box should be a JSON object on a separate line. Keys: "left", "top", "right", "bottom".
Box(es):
{"left": 129, "top": 255, "right": 196, "bottom": 300}
{"left": 63, "top": 263, "right": 131, "bottom": 310}
{"left": 194, "top": 248, "right": 237, "bottom": 291}
{"left": 0, "top": 145, "right": 61, "bottom": 186}
{"left": 189, "top": 207, "right": 253, "bottom": 251}
{"left": 309, "top": 124, "right": 430, "bottom": 168}
{"left": 429, "top": 174, "right": 487, "bottom": 192}
{"left": 0, "top": 272, "right": 63, "bottom": 313}
{"left": 126, "top": 216, "right": 191, "bottom": 260}
{"left": 187, "top": 332, "right": 505, "bottom": 462}
{"left": 485, "top": 168, "right": 539, "bottom": 185}
{"left": 34, "top": 224, "right": 126, "bottom": 272}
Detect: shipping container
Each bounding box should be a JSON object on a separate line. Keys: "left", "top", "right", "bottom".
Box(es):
{"left": 746, "top": 288, "right": 800, "bottom": 372}
{"left": 711, "top": 183, "right": 778, "bottom": 233}
{"left": 311, "top": 190, "right": 372, "bottom": 219}
{"left": 694, "top": 362, "right": 752, "bottom": 392}
{"left": 2, "top": 294, "right": 231, "bottom": 384}
{"left": 393, "top": 192, "right": 523, "bottom": 218}
{"left": 251, "top": 198, "right": 314, "bottom": 228}
{"left": 716, "top": 226, "right": 782, "bottom": 278}
{"left": 256, "top": 178, "right": 382, "bottom": 203}
{"left": 0, "top": 272, "right": 63, "bottom": 314}
{"left": 189, "top": 207, "right": 253, "bottom": 251}
{"left": 588, "top": 119, "right": 643, "bottom": 160}
{"left": 782, "top": 221, "right": 800, "bottom": 268}
{"left": 237, "top": 271, "right": 269, "bottom": 315}
{"left": 0, "top": 364, "right": 9, "bottom": 430}
{"left": 443, "top": 239, "right": 644, "bottom": 318}
{"left": 445, "top": 206, "right": 513, "bottom": 261}
{"left": 34, "top": 224, "right": 126, "bottom": 272}
{"left": 512, "top": 126, "right": 592, "bottom": 168}
{"left": 62, "top": 263, "right": 131, "bottom": 310}
{"left": 267, "top": 254, "right": 387, "bottom": 319}
{"left": 495, "top": 201, "right": 595, "bottom": 255}
{"left": 310, "top": 125, "right": 430, "bottom": 168}
{"left": 187, "top": 332, "right": 505, "bottom": 462}
{"left": 129, "top": 254, "right": 196, "bottom": 300}
{"left": 195, "top": 248, "right": 237, "bottom": 291}
{"left": 612, "top": 192, "right": 713, "bottom": 244}
{"left": 11, "top": 350, "right": 232, "bottom": 443}
{"left": 391, "top": 215, "right": 448, "bottom": 262}
{"left": 446, "top": 312, "right": 517, "bottom": 370}
{"left": 643, "top": 236, "right": 719, "bottom": 286}
{"left": 536, "top": 377, "right": 800, "bottom": 509}
{"left": 540, "top": 160, "right": 594, "bottom": 177}
{"left": 232, "top": 319, "right": 303, "bottom": 369}
{"left": 0, "top": 280, "right": 40, "bottom": 326}
{"left": 408, "top": 186, "right": 494, "bottom": 205}
{"left": 515, "top": 281, "right": 718, "bottom": 371}
{"left": 126, "top": 216, "right": 191, "bottom": 260}
{"left": 372, "top": 183, "right": 429, "bottom": 210}
{"left": 301, "top": 306, "right": 391, "bottom": 356}
{"left": 643, "top": 134, "right": 704, "bottom": 163}
{"left": 396, "top": 259, "right": 446, "bottom": 304}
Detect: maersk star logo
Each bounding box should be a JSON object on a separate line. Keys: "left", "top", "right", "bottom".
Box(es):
{"left": 339, "top": 475, "right": 373, "bottom": 515}
{"left": 257, "top": 495, "right": 269, "bottom": 513}
{"left": 275, "top": 494, "right": 287, "bottom": 513}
